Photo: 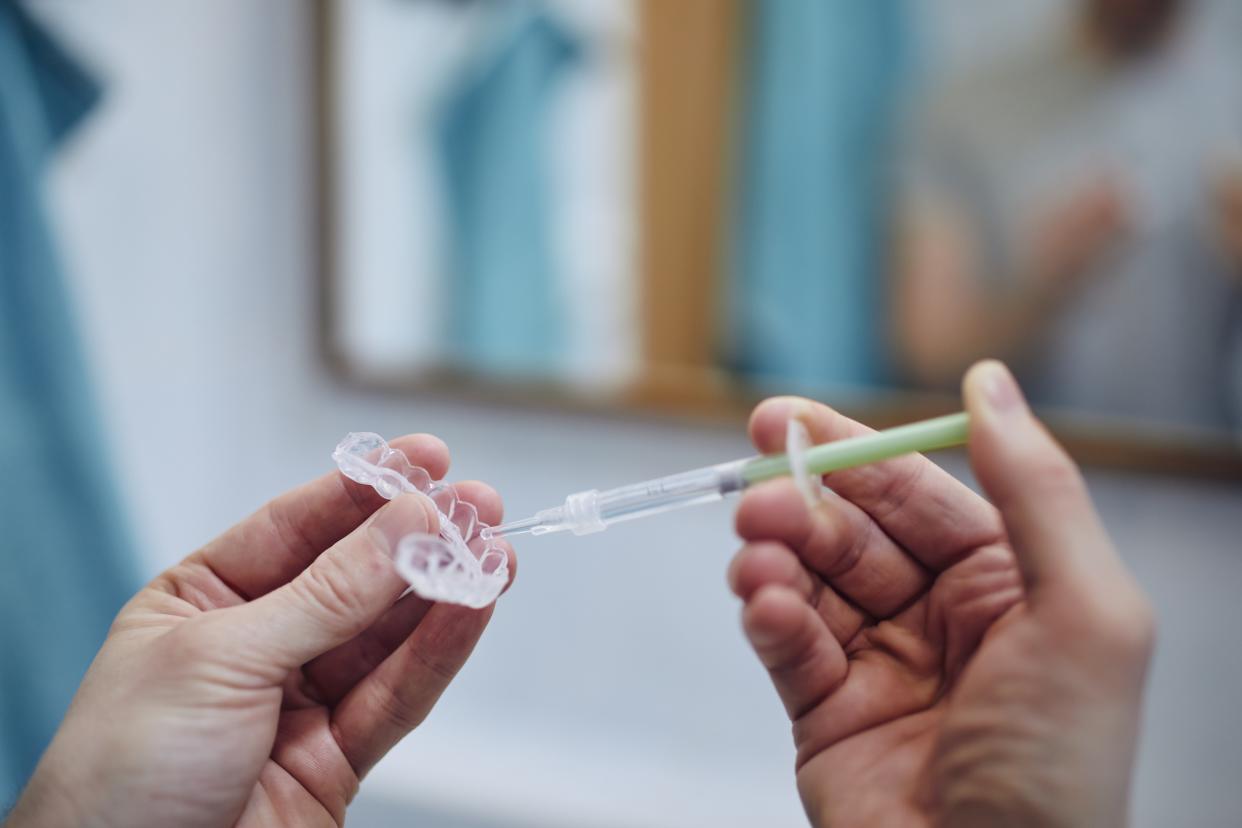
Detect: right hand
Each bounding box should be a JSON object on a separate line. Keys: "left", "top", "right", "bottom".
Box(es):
{"left": 729, "top": 361, "right": 1154, "bottom": 826}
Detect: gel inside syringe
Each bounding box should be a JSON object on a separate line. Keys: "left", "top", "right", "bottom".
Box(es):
{"left": 482, "top": 412, "right": 970, "bottom": 540}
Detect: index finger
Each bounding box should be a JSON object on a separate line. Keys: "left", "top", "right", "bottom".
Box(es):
{"left": 194, "top": 433, "right": 451, "bottom": 599}
{"left": 749, "top": 398, "right": 1002, "bottom": 570}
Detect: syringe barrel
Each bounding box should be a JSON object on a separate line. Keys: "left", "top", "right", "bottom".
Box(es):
{"left": 589, "top": 459, "right": 748, "bottom": 529}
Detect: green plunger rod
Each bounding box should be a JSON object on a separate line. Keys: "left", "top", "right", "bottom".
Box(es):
{"left": 741, "top": 412, "right": 971, "bottom": 485}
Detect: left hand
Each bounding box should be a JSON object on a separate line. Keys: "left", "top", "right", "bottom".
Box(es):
{"left": 7, "top": 433, "right": 514, "bottom": 828}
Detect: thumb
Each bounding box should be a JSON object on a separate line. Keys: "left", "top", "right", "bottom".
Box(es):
{"left": 963, "top": 360, "right": 1119, "bottom": 594}
{"left": 226, "top": 493, "right": 439, "bottom": 671}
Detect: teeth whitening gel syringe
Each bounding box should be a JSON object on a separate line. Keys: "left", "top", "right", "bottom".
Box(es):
{"left": 482, "top": 412, "right": 970, "bottom": 540}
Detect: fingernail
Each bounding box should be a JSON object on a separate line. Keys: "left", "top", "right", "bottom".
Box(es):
{"left": 979, "top": 361, "right": 1027, "bottom": 417}
{"left": 747, "top": 624, "right": 782, "bottom": 648}
{"left": 368, "top": 494, "right": 437, "bottom": 557}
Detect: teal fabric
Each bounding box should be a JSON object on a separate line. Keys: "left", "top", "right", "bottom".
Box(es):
{"left": 437, "top": 3, "right": 579, "bottom": 378}
{"left": 0, "top": 2, "right": 138, "bottom": 807}
{"left": 728, "top": 0, "right": 905, "bottom": 390}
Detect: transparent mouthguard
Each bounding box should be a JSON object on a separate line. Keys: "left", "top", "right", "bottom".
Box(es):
{"left": 332, "top": 432, "right": 508, "bottom": 609}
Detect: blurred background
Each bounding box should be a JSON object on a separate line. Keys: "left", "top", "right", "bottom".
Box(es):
{"left": 1, "top": 0, "right": 1240, "bottom": 825}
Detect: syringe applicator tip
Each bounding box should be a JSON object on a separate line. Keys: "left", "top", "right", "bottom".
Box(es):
{"left": 487, "top": 489, "right": 608, "bottom": 538}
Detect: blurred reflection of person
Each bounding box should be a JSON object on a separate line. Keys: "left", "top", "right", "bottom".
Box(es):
{"left": 891, "top": 0, "right": 1242, "bottom": 430}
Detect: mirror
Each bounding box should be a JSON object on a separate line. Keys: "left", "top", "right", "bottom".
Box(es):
{"left": 315, "top": 0, "right": 1242, "bottom": 478}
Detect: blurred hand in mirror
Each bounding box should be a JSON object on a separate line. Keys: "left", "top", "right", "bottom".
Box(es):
{"left": 892, "top": 0, "right": 1242, "bottom": 431}
{"left": 1213, "top": 159, "right": 1242, "bottom": 281}
{"left": 1026, "top": 176, "right": 1129, "bottom": 300}
{"left": 893, "top": 179, "right": 1128, "bottom": 390}
{"left": 729, "top": 361, "right": 1154, "bottom": 827}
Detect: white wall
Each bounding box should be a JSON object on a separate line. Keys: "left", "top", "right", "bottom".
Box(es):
{"left": 30, "top": 2, "right": 1242, "bottom": 826}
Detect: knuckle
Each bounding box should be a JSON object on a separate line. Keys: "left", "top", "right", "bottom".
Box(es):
{"left": 405, "top": 639, "right": 461, "bottom": 686}
{"left": 868, "top": 460, "right": 926, "bottom": 526}
{"left": 1019, "top": 446, "right": 1085, "bottom": 499}
{"left": 729, "top": 544, "right": 761, "bottom": 592}
{"left": 1111, "top": 590, "right": 1157, "bottom": 658}
{"left": 165, "top": 613, "right": 228, "bottom": 665}
{"left": 733, "top": 490, "right": 762, "bottom": 537}
{"left": 1083, "top": 582, "right": 1157, "bottom": 661}
{"left": 726, "top": 550, "right": 745, "bottom": 594}
{"left": 731, "top": 541, "right": 801, "bottom": 598}
{"left": 1131, "top": 602, "right": 1158, "bottom": 658}
{"left": 765, "top": 635, "right": 820, "bottom": 679}
{"left": 734, "top": 480, "right": 797, "bottom": 538}
{"left": 810, "top": 509, "right": 866, "bottom": 580}
{"left": 747, "top": 539, "right": 796, "bottom": 564}
{"left": 292, "top": 554, "right": 367, "bottom": 623}
{"left": 373, "top": 685, "right": 427, "bottom": 735}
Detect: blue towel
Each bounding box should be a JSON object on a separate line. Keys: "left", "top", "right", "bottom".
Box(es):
{"left": 727, "top": 0, "right": 906, "bottom": 390}
{"left": 0, "top": 3, "right": 139, "bottom": 806}
{"left": 437, "top": 3, "right": 579, "bottom": 379}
